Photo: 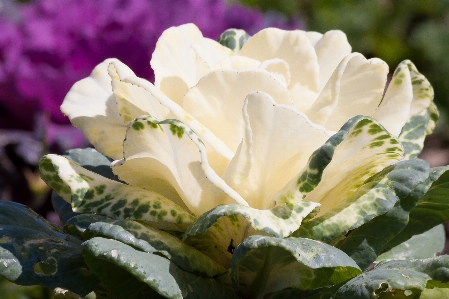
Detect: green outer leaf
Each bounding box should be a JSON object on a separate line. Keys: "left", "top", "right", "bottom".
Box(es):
{"left": 335, "top": 256, "right": 449, "bottom": 299}
{"left": 331, "top": 159, "right": 430, "bottom": 268}
{"left": 63, "top": 148, "right": 121, "bottom": 182}
{"left": 51, "top": 191, "right": 81, "bottom": 225}
{"left": 39, "top": 154, "right": 196, "bottom": 231}
{"left": 64, "top": 214, "right": 112, "bottom": 240}
{"left": 83, "top": 237, "right": 238, "bottom": 299}
{"left": 295, "top": 159, "right": 427, "bottom": 242}
{"left": 382, "top": 166, "right": 449, "bottom": 251}
{"left": 375, "top": 224, "right": 445, "bottom": 262}
{"left": 183, "top": 202, "right": 320, "bottom": 268}
{"left": 0, "top": 201, "right": 99, "bottom": 295}
{"left": 85, "top": 220, "right": 227, "bottom": 277}
{"left": 231, "top": 236, "right": 361, "bottom": 299}
{"left": 217, "top": 29, "right": 250, "bottom": 52}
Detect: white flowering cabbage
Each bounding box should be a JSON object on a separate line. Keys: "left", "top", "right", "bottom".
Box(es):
{"left": 3, "top": 24, "right": 448, "bottom": 298}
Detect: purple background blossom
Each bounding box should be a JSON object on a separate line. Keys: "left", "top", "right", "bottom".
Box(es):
{"left": 0, "top": 0, "right": 300, "bottom": 138}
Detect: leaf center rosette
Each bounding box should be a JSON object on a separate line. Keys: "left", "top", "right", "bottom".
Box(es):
{"left": 37, "top": 24, "right": 439, "bottom": 298}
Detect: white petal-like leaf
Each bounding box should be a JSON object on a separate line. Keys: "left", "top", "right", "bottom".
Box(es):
{"left": 307, "top": 53, "right": 388, "bottom": 131}
{"left": 150, "top": 23, "right": 203, "bottom": 105}
{"left": 238, "top": 28, "right": 320, "bottom": 112}
{"left": 223, "top": 91, "right": 331, "bottom": 210}
{"left": 312, "top": 30, "right": 352, "bottom": 91}
{"left": 112, "top": 116, "right": 247, "bottom": 216}
{"left": 109, "top": 63, "right": 171, "bottom": 123}
{"left": 182, "top": 69, "right": 292, "bottom": 153}
{"left": 61, "top": 59, "right": 134, "bottom": 159}
{"left": 372, "top": 60, "right": 414, "bottom": 137}
{"left": 39, "top": 155, "right": 195, "bottom": 231}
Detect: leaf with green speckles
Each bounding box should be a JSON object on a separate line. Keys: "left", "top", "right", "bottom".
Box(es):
{"left": 183, "top": 202, "right": 320, "bottom": 268}
{"left": 294, "top": 159, "right": 428, "bottom": 243}
{"left": 334, "top": 256, "right": 449, "bottom": 299}
{"left": 230, "top": 236, "right": 361, "bottom": 299}
{"left": 381, "top": 165, "right": 449, "bottom": 252}
{"left": 276, "top": 116, "right": 403, "bottom": 206}
{"left": 217, "top": 29, "right": 250, "bottom": 52}
{"left": 397, "top": 109, "right": 430, "bottom": 159}
{"left": 112, "top": 115, "right": 248, "bottom": 217}
{"left": 0, "top": 201, "right": 100, "bottom": 296}
{"left": 331, "top": 159, "right": 436, "bottom": 269}
{"left": 396, "top": 60, "right": 437, "bottom": 159}
{"left": 83, "top": 219, "right": 227, "bottom": 277}
{"left": 82, "top": 237, "right": 239, "bottom": 299}
{"left": 39, "top": 154, "right": 196, "bottom": 232}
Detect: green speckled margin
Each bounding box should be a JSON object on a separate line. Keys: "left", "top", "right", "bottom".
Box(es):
{"left": 39, "top": 155, "right": 195, "bottom": 232}
{"left": 183, "top": 202, "right": 319, "bottom": 268}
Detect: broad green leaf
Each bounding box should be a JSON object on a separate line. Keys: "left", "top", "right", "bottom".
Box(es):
{"left": 64, "top": 214, "right": 112, "bottom": 240}
{"left": 111, "top": 116, "right": 248, "bottom": 216}
{"left": 382, "top": 166, "right": 449, "bottom": 251}
{"left": 0, "top": 201, "right": 99, "bottom": 296}
{"left": 52, "top": 191, "right": 80, "bottom": 225}
{"left": 39, "top": 154, "right": 195, "bottom": 231}
{"left": 84, "top": 220, "right": 227, "bottom": 277}
{"left": 331, "top": 159, "right": 431, "bottom": 268}
{"left": 231, "top": 236, "right": 361, "bottom": 299}
{"left": 238, "top": 28, "right": 320, "bottom": 111}
{"left": 217, "top": 28, "right": 250, "bottom": 52}
{"left": 375, "top": 224, "right": 445, "bottom": 262}
{"left": 183, "top": 202, "right": 320, "bottom": 267}
{"left": 334, "top": 256, "right": 449, "bottom": 298}
{"left": 83, "top": 237, "right": 238, "bottom": 299}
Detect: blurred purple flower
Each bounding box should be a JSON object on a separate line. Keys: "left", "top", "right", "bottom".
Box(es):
{"left": 0, "top": 0, "right": 301, "bottom": 150}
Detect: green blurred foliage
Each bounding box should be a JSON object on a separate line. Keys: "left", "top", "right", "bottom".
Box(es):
{"left": 0, "top": 276, "right": 53, "bottom": 299}
{"left": 233, "top": 0, "right": 449, "bottom": 121}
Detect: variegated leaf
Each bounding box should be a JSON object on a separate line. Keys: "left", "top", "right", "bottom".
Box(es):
{"left": 217, "top": 28, "right": 250, "bottom": 52}
{"left": 335, "top": 256, "right": 449, "bottom": 298}
{"left": 111, "top": 116, "right": 247, "bottom": 216}
{"left": 39, "top": 155, "right": 195, "bottom": 231}
{"left": 231, "top": 236, "right": 361, "bottom": 299}
{"left": 82, "top": 237, "right": 238, "bottom": 299}
{"left": 330, "top": 159, "right": 431, "bottom": 269}
{"left": 0, "top": 201, "right": 100, "bottom": 296}
{"left": 84, "top": 219, "right": 227, "bottom": 277}
{"left": 277, "top": 116, "right": 403, "bottom": 210}
{"left": 183, "top": 202, "right": 320, "bottom": 268}
{"left": 382, "top": 165, "right": 449, "bottom": 251}
{"left": 294, "top": 159, "right": 427, "bottom": 242}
